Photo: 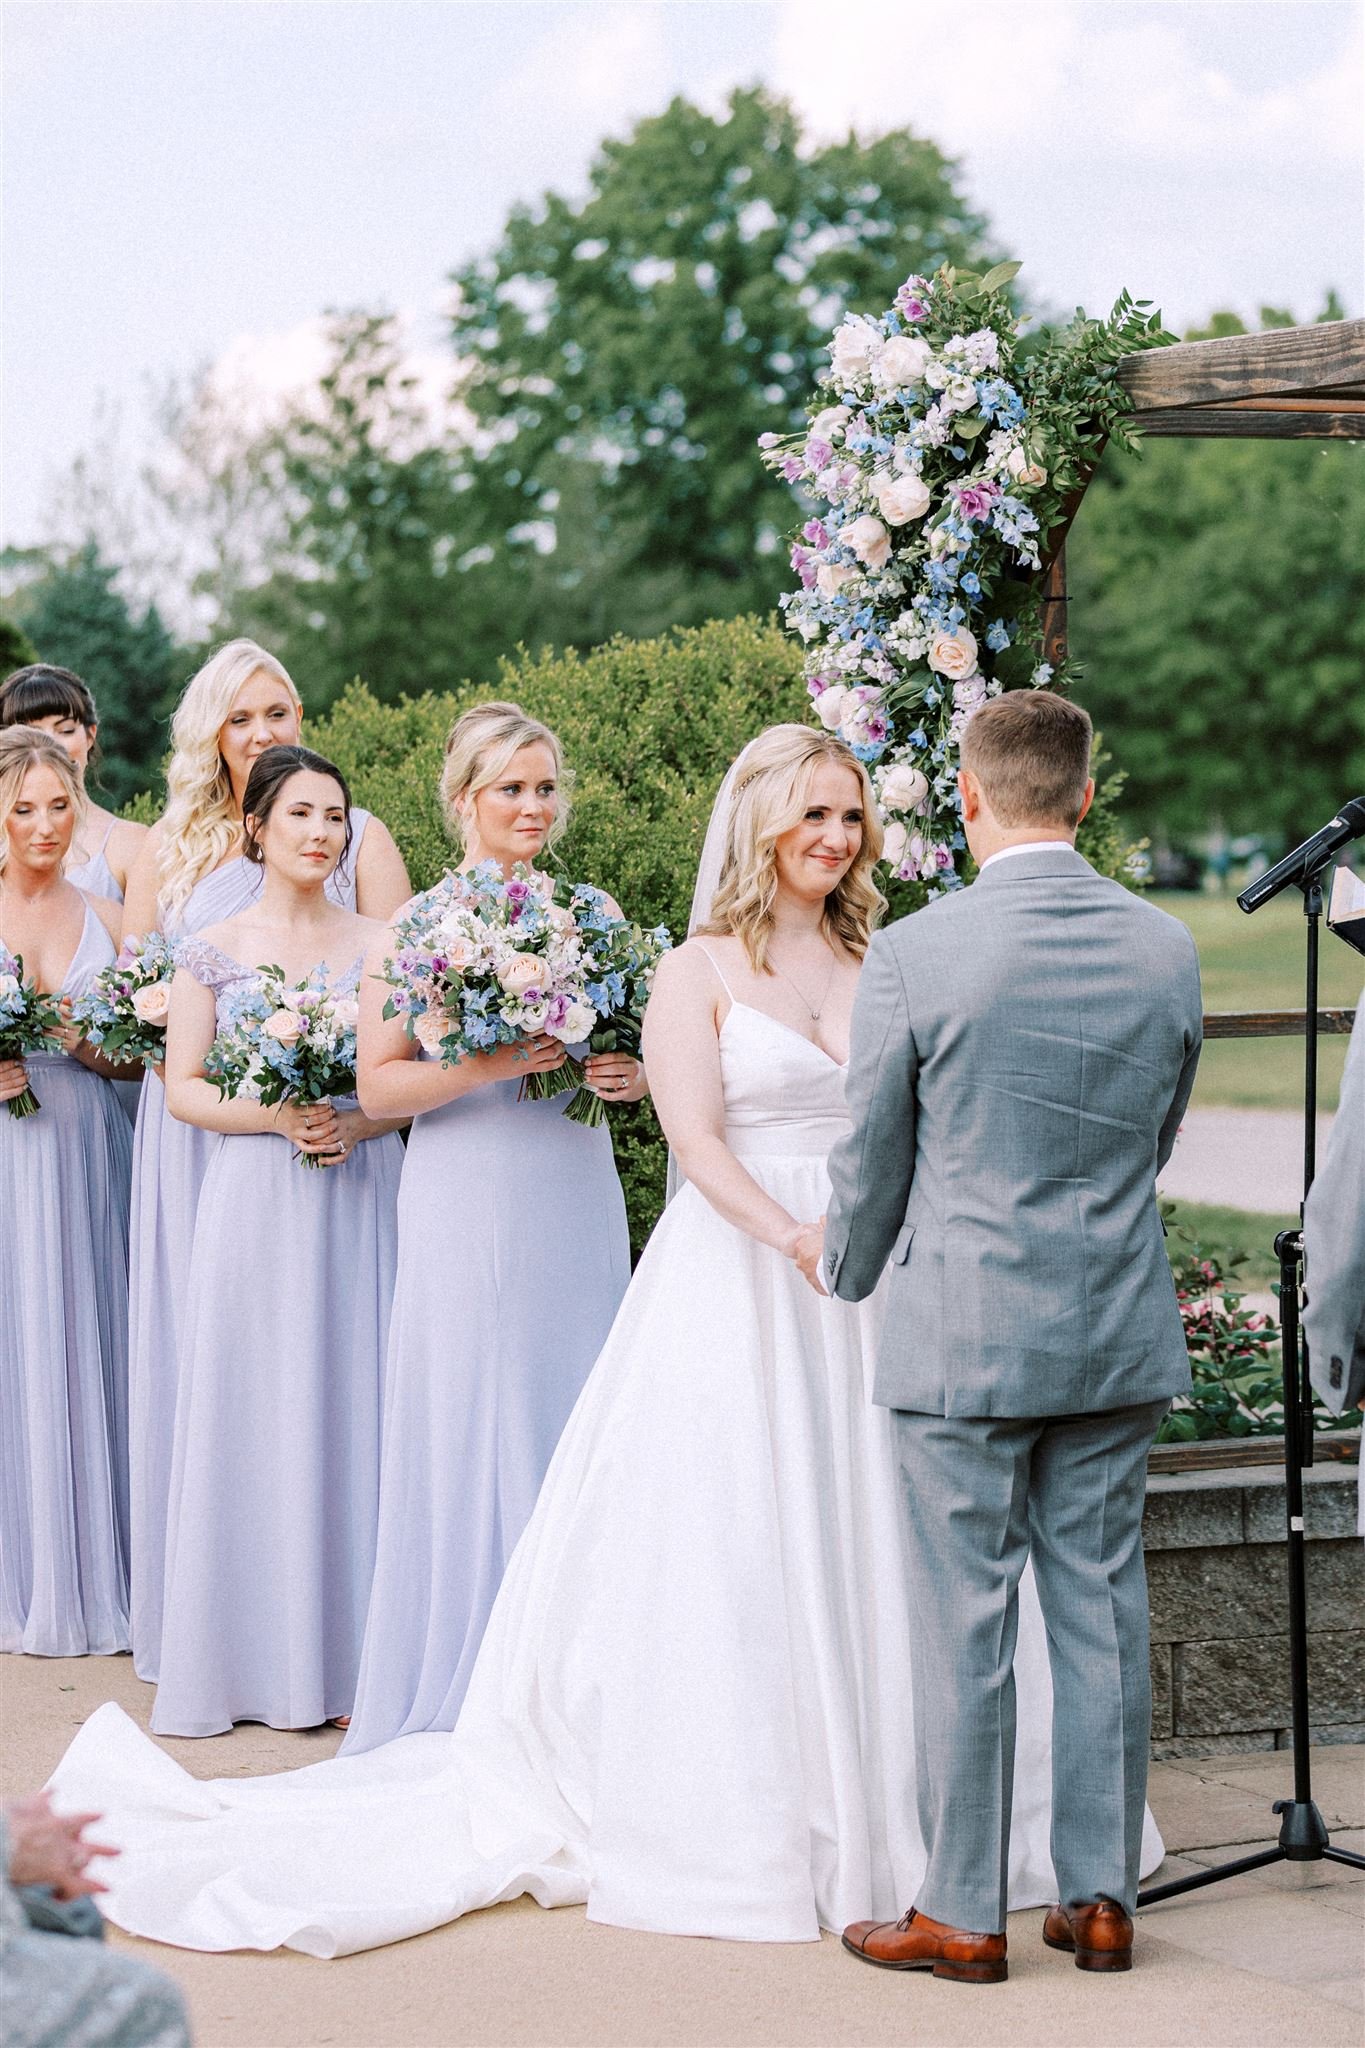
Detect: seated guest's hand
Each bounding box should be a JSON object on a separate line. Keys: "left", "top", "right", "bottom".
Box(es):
{"left": 5, "top": 1788, "right": 119, "bottom": 1900}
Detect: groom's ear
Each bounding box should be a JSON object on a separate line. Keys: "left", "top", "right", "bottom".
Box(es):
{"left": 1076, "top": 778, "right": 1095, "bottom": 826}
{"left": 957, "top": 769, "right": 982, "bottom": 823}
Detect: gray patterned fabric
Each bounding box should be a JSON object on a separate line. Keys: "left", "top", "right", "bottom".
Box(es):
{"left": 0, "top": 1818, "right": 191, "bottom": 2048}
{"left": 824, "top": 845, "right": 1203, "bottom": 1932}
{"left": 1303, "top": 988, "right": 1365, "bottom": 1416}
{"left": 825, "top": 847, "right": 1203, "bottom": 1416}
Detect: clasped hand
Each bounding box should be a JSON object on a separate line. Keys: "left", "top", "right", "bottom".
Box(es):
{"left": 0, "top": 1057, "right": 29, "bottom": 1104}
{"left": 789, "top": 1216, "right": 828, "bottom": 1295}
{"left": 5, "top": 1789, "right": 118, "bottom": 1901}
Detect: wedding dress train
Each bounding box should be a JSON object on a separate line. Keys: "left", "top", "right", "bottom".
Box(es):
{"left": 50, "top": 993, "right": 1161, "bottom": 1954}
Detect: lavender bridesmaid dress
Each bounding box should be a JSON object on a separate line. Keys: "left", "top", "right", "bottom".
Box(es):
{"left": 0, "top": 904, "right": 133, "bottom": 1655}
{"left": 127, "top": 811, "right": 372, "bottom": 1682}
{"left": 341, "top": 1013, "right": 631, "bottom": 1755}
{"left": 68, "top": 821, "right": 142, "bottom": 1125}
{"left": 150, "top": 941, "right": 400, "bottom": 1736}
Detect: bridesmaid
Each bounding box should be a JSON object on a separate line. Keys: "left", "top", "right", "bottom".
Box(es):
{"left": 0, "top": 664, "right": 150, "bottom": 1127}
{"left": 152, "top": 746, "right": 405, "bottom": 1736}
{"left": 0, "top": 665, "right": 148, "bottom": 903}
{"left": 343, "top": 701, "right": 641, "bottom": 1752}
{"left": 0, "top": 729, "right": 138, "bottom": 1655}
{"left": 121, "top": 639, "right": 410, "bottom": 1685}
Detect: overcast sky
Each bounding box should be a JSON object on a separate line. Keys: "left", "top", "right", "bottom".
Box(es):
{"left": 4, "top": 0, "right": 1362, "bottom": 547}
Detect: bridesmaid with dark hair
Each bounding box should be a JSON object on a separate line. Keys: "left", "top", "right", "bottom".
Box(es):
{"left": 120, "top": 640, "right": 410, "bottom": 1687}
{"left": 153, "top": 745, "right": 405, "bottom": 1736}
{"left": 0, "top": 728, "right": 139, "bottom": 1656}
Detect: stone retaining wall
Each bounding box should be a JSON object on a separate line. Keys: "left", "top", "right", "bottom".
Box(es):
{"left": 1142, "top": 1459, "right": 1364, "bottom": 1759}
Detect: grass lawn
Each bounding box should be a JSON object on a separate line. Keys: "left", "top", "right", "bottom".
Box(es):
{"left": 1150, "top": 890, "right": 1361, "bottom": 1112}
{"left": 1161, "top": 1198, "right": 1296, "bottom": 1291}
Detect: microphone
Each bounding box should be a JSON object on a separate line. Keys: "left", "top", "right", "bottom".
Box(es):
{"left": 1238, "top": 797, "right": 1365, "bottom": 914}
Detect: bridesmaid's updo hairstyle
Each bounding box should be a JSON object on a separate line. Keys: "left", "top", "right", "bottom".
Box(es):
{"left": 241, "top": 745, "right": 353, "bottom": 871}
{"left": 157, "top": 639, "right": 302, "bottom": 927}
{"left": 701, "top": 724, "right": 884, "bottom": 972}
{"left": 440, "top": 700, "right": 572, "bottom": 854}
{"left": 0, "top": 724, "right": 87, "bottom": 878}
{"left": 0, "top": 665, "right": 102, "bottom": 780}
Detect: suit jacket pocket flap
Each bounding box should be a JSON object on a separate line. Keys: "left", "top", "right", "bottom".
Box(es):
{"left": 892, "top": 1224, "right": 915, "bottom": 1266}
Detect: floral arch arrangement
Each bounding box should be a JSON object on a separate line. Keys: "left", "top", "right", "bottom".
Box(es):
{"left": 762, "top": 261, "right": 1171, "bottom": 886}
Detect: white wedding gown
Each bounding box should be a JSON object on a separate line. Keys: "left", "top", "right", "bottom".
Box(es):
{"left": 50, "top": 994, "right": 1161, "bottom": 1955}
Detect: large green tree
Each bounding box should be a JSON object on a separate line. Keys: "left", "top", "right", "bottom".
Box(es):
{"left": 448, "top": 87, "right": 997, "bottom": 637}
{"left": 13, "top": 543, "right": 182, "bottom": 805}
{"left": 1070, "top": 305, "right": 1364, "bottom": 844}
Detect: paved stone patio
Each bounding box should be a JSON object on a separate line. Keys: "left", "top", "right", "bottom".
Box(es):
{"left": 3, "top": 1653, "right": 1362, "bottom": 2046}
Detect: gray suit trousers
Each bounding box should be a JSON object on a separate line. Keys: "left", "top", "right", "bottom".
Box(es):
{"left": 893, "top": 1399, "right": 1168, "bottom": 1933}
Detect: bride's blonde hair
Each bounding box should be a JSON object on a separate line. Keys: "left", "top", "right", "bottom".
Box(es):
{"left": 0, "top": 725, "right": 87, "bottom": 878}
{"left": 700, "top": 725, "right": 884, "bottom": 970}
{"left": 156, "top": 640, "right": 301, "bottom": 926}
{"left": 440, "top": 700, "right": 572, "bottom": 854}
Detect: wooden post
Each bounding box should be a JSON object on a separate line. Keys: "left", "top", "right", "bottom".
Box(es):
{"left": 1041, "top": 545, "right": 1068, "bottom": 671}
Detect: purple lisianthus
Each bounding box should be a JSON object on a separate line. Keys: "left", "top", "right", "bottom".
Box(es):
{"left": 782, "top": 456, "right": 803, "bottom": 482}
{"left": 954, "top": 480, "right": 1002, "bottom": 523}
{"left": 804, "top": 436, "right": 833, "bottom": 472}
{"left": 803, "top": 518, "right": 830, "bottom": 548}
{"left": 895, "top": 274, "right": 931, "bottom": 322}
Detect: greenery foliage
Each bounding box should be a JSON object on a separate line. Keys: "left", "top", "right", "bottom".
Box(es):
{"left": 0, "top": 613, "right": 37, "bottom": 674}
{"left": 8, "top": 543, "right": 183, "bottom": 807}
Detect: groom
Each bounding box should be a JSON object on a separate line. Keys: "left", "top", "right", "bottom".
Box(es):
{"left": 799, "top": 690, "right": 1202, "bottom": 1984}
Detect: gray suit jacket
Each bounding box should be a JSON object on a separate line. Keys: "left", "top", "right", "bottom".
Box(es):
{"left": 825, "top": 848, "right": 1203, "bottom": 1417}
{"left": 1303, "top": 989, "right": 1365, "bottom": 1415}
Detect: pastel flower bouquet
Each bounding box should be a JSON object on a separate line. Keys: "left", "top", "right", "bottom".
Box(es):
{"left": 204, "top": 966, "right": 360, "bottom": 1167}
{"left": 762, "top": 258, "right": 1170, "bottom": 890}
{"left": 0, "top": 946, "right": 65, "bottom": 1118}
{"left": 380, "top": 863, "right": 671, "bottom": 1127}
{"left": 72, "top": 932, "right": 177, "bottom": 1070}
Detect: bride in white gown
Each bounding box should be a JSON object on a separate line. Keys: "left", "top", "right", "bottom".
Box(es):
{"left": 50, "top": 725, "right": 1161, "bottom": 1956}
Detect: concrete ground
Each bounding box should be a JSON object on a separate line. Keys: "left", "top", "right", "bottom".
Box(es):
{"left": 3, "top": 1653, "right": 1362, "bottom": 2048}
{"left": 1157, "top": 1107, "right": 1336, "bottom": 1214}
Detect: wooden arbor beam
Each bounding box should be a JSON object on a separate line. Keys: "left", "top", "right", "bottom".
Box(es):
{"left": 1042, "top": 320, "right": 1365, "bottom": 663}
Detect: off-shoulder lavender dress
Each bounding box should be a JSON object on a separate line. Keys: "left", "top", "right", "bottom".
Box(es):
{"left": 1, "top": 903, "right": 133, "bottom": 1655}
{"left": 150, "top": 941, "right": 401, "bottom": 1736}
{"left": 340, "top": 986, "right": 631, "bottom": 1754}
{"left": 127, "top": 812, "right": 371, "bottom": 1682}
{"left": 68, "top": 821, "right": 142, "bottom": 1126}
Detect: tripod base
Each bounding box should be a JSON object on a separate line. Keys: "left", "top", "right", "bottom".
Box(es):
{"left": 1137, "top": 1800, "right": 1365, "bottom": 1908}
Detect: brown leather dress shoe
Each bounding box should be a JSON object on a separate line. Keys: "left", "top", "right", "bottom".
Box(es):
{"left": 1043, "top": 1897, "right": 1134, "bottom": 1972}
{"left": 842, "top": 1907, "right": 1008, "bottom": 1984}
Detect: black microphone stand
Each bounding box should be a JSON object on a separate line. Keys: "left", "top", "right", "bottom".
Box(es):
{"left": 1137, "top": 860, "right": 1365, "bottom": 1908}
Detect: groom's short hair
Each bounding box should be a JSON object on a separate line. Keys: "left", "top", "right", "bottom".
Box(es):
{"left": 960, "top": 690, "right": 1093, "bottom": 828}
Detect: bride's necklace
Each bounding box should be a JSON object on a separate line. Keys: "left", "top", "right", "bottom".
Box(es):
{"left": 767, "top": 942, "right": 838, "bottom": 1022}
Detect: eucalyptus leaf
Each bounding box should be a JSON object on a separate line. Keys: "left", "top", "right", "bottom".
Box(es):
{"left": 978, "top": 259, "right": 1022, "bottom": 295}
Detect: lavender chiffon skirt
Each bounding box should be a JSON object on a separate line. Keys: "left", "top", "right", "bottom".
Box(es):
{"left": 0, "top": 1054, "right": 132, "bottom": 1654}
{"left": 340, "top": 1076, "right": 631, "bottom": 1754}
{"left": 127, "top": 1073, "right": 216, "bottom": 1681}
{"left": 151, "top": 1119, "right": 402, "bottom": 1736}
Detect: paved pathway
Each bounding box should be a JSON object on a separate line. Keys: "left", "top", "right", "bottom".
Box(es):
{"left": 3, "top": 1654, "right": 1360, "bottom": 2046}
{"left": 1158, "top": 1108, "right": 1337, "bottom": 1214}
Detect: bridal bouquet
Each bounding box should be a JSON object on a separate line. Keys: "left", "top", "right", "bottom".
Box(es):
{"left": 71, "top": 931, "right": 176, "bottom": 1070}
{"left": 204, "top": 966, "right": 360, "bottom": 1167}
{"left": 380, "top": 864, "right": 671, "bottom": 1126}
{"left": 762, "top": 258, "right": 1170, "bottom": 888}
{"left": 0, "top": 947, "right": 65, "bottom": 1118}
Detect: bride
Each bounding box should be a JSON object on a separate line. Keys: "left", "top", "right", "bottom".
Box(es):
{"left": 50, "top": 724, "right": 1159, "bottom": 1955}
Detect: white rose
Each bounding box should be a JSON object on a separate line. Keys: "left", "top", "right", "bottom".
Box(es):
{"left": 926, "top": 628, "right": 979, "bottom": 680}
{"left": 815, "top": 686, "right": 850, "bottom": 732}
{"left": 553, "top": 1000, "right": 598, "bottom": 1044}
{"left": 873, "top": 471, "right": 931, "bottom": 525}
{"left": 413, "top": 1008, "right": 453, "bottom": 1055}
{"left": 262, "top": 1008, "right": 304, "bottom": 1047}
{"left": 811, "top": 404, "right": 850, "bottom": 441}
{"left": 330, "top": 997, "right": 360, "bottom": 1032}
{"left": 881, "top": 764, "right": 930, "bottom": 813}
{"left": 843, "top": 513, "right": 892, "bottom": 571}
{"left": 496, "top": 952, "right": 544, "bottom": 998}
{"left": 923, "top": 358, "right": 950, "bottom": 390}
{"left": 875, "top": 334, "right": 933, "bottom": 389}
{"left": 131, "top": 981, "right": 171, "bottom": 1025}
{"left": 943, "top": 374, "right": 978, "bottom": 412}
{"left": 829, "top": 319, "right": 876, "bottom": 384}
{"left": 1006, "top": 445, "right": 1048, "bottom": 488}
{"left": 815, "top": 560, "right": 857, "bottom": 600}
{"left": 881, "top": 821, "right": 909, "bottom": 869}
